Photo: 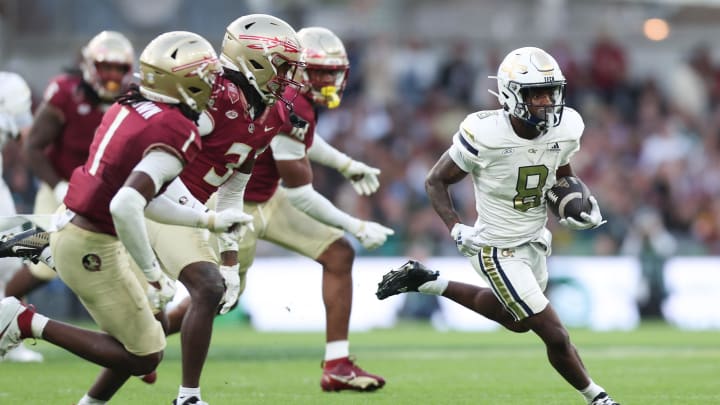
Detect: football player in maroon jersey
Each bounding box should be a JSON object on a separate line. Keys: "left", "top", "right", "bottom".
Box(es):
{"left": 5, "top": 31, "right": 135, "bottom": 310}
{"left": 0, "top": 32, "right": 250, "bottom": 405}
{"left": 136, "top": 14, "right": 305, "bottom": 405}
{"left": 212, "top": 26, "right": 393, "bottom": 392}
{"left": 245, "top": 26, "right": 393, "bottom": 393}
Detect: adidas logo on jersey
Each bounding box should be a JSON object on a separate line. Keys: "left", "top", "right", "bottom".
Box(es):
{"left": 548, "top": 142, "right": 561, "bottom": 151}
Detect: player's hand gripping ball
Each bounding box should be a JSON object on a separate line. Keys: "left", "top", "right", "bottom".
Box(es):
{"left": 545, "top": 176, "right": 592, "bottom": 221}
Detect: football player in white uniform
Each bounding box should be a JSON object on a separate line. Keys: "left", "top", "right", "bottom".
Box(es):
{"left": 0, "top": 71, "right": 44, "bottom": 363}
{"left": 376, "top": 47, "right": 619, "bottom": 405}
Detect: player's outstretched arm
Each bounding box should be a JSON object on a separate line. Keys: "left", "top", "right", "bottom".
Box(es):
{"left": 307, "top": 134, "right": 380, "bottom": 196}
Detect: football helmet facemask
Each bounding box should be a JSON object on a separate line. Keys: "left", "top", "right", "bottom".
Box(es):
{"left": 138, "top": 31, "right": 222, "bottom": 113}
{"left": 297, "top": 27, "right": 349, "bottom": 109}
{"left": 220, "top": 14, "right": 305, "bottom": 107}
{"left": 81, "top": 31, "right": 135, "bottom": 101}
{"left": 490, "top": 47, "right": 566, "bottom": 133}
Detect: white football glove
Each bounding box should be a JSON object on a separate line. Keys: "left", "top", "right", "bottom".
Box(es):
{"left": 353, "top": 221, "right": 394, "bottom": 250}
{"left": 208, "top": 209, "right": 254, "bottom": 234}
{"left": 340, "top": 160, "right": 381, "bottom": 196}
{"left": 145, "top": 267, "right": 176, "bottom": 312}
{"left": 218, "top": 264, "right": 241, "bottom": 315}
{"left": 559, "top": 196, "right": 607, "bottom": 231}
{"left": 451, "top": 223, "right": 485, "bottom": 257}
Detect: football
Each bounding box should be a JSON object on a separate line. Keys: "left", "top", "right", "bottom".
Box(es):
{"left": 545, "top": 176, "right": 592, "bottom": 221}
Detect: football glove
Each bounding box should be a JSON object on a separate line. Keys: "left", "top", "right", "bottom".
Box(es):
{"left": 559, "top": 196, "right": 607, "bottom": 231}
{"left": 218, "top": 264, "right": 240, "bottom": 315}
{"left": 340, "top": 160, "right": 381, "bottom": 196}
{"left": 209, "top": 209, "right": 254, "bottom": 234}
{"left": 450, "top": 223, "right": 485, "bottom": 257}
{"left": 353, "top": 221, "right": 394, "bottom": 250}
{"left": 146, "top": 267, "right": 176, "bottom": 312}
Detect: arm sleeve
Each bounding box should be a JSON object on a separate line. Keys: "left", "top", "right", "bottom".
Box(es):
{"left": 132, "top": 150, "right": 185, "bottom": 194}
{"left": 109, "top": 186, "right": 161, "bottom": 280}
{"left": 284, "top": 184, "right": 362, "bottom": 234}
{"left": 144, "top": 194, "right": 210, "bottom": 228}
{"left": 270, "top": 135, "right": 307, "bottom": 161}
{"left": 306, "top": 133, "right": 352, "bottom": 170}
{"left": 216, "top": 171, "right": 251, "bottom": 212}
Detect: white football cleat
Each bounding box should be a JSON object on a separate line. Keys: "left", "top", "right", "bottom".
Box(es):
{"left": 2, "top": 344, "right": 43, "bottom": 362}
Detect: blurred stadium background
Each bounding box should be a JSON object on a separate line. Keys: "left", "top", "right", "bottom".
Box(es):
{"left": 2, "top": 0, "right": 720, "bottom": 331}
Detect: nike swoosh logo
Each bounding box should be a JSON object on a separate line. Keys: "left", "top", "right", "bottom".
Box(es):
{"left": 11, "top": 246, "right": 37, "bottom": 254}
{"left": 264, "top": 126, "right": 275, "bottom": 132}
{"left": 328, "top": 371, "right": 356, "bottom": 384}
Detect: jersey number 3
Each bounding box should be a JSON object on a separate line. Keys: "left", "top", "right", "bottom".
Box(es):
{"left": 202, "top": 142, "right": 253, "bottom": 187}
{"left": 513, "top": 165, "right": 548, "bottom": 212}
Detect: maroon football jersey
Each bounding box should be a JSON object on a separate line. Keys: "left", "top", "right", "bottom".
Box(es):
{"left": 42, "top": 74, "right": 108, "bottom": 180}
{"left": 244, "top": 87, "right": 316, "bottom": 203}
{"left": 180, "top": 75, "right": 291, "bottom": 203}
{"left": 64, "top": 101, "right": 202, "bottom": 235}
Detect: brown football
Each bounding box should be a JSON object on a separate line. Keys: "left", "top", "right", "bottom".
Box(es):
{"left": 545, "top": 176, "right": 592, "bottom": 221}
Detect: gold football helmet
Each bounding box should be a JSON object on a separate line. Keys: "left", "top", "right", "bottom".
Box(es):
{"left": 81, "top": 31, "right": 135, "bottom": 101}
{"left": 138, "top": 31, "right": 222, "bottom": 113}
{"left": 220, "top": 14, "right": 305, "bottom": 106}
{"left": 297, "top": 27, "right": 349, "bottom": 109}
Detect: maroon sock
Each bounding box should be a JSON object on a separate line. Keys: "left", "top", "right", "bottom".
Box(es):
{"left": 16, "top": 307, "right": 35, "bottom": 339}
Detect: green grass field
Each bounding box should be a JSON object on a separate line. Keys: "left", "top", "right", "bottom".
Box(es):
{"left": 1, "top": 319, "right": 718, "bottom": 404}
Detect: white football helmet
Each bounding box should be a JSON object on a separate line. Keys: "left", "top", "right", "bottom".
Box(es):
{"left": 490, "top": 47, "right": 566, "bottom": 133}
{"left": 297, "top": 27, "right": 349, "bottom": 109}
{"left": 220, "top": 14, "right": 305, "bottom": 106}
{"left": 0, "top": 72, "right": 32, "bottom": 127}
{"left": 81, "top": 31, "right": 135, "bottom": 101}
{"left": 139, "top": 31, "right": 222, "bottom": 113}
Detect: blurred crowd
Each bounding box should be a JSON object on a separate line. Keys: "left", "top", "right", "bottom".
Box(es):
{"left": 5, "top": 33, "right": 720, "bottom": 263}
{"left": 309, "top": 34, "right": 720, "bottom": 263}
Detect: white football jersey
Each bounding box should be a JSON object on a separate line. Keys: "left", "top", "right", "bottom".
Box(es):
{"left": 0, "top": 72, "right": 33, "bottom": 216}
{"left": 448, "top": 108, "right": 584, "bottom": 248}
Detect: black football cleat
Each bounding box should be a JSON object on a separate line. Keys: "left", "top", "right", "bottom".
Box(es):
{"left": 0, "top": 227, "right": 50, "bottom": 264}
{"left": 376, "top": 260, "right": 439, "bottom": 300}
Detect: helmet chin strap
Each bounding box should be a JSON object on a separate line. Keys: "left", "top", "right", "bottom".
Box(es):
{"left": 524, "top": 114, "right": 548, "bottom": 134}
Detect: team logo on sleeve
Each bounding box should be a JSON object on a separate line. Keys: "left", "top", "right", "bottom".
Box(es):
{"left": 82, "top": 253, "right": 102, "bottom": 272}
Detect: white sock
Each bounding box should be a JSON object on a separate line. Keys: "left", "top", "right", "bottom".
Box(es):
{"left": 77, "top": 394, "right": 107, "bottom": 405}
{"left": 31, "top": 312, "right": 49, "bottom": 338}
{"left": 579, "top": 381, "right": 605, "bottom": 403}
{"left": 178, "top": 386, "right": 201, "bottom": 401}
{"left": 418, "top": 278, "right": 449, "bottom": 295}
{"left": 324, "top": 340, "right": 349, "bottom": 361}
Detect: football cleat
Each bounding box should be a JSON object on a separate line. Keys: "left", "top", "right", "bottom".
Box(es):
{"left": 321, "top": 356, "right": 385, "bottom": 392}
{"left": 1, "top": 343, "right": 43, "bottom": 362}
{"left": 0, "top": 297, "right": 32, "bottom": 357}
{"left": 375, "top": 260, "right": 439, "bottom": 300}
{"left": 591, "top": 392, "right": 620, "bottom": 405}
{"left": 172, "top": 396, "right": 208, "bottom": 405}
{"left": 0, "top": 227, "right": 50, "bottom": 264}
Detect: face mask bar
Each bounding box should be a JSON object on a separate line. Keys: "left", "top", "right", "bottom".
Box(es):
{"left": 513, "top": 81, "right": 566, "bottom": 132}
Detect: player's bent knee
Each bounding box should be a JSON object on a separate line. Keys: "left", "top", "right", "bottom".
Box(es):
{"left": 319, "top": 237, "right": 355, "bottom": 268}
{"left": 504, "top": 321, "right": 531, "bottom": 333}
{"left": 130, "top": 351, "right": 163, "bottom": 376}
